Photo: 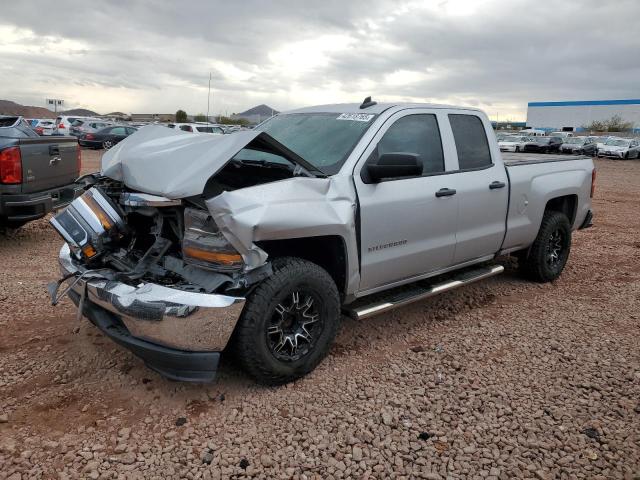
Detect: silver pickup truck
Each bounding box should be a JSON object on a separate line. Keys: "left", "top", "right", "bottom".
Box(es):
{"left": 49, "top": 100, "right": 595, "bottom": 384}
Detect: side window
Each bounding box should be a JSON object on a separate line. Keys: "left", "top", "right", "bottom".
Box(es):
{"left": 126, "top": 128, "right": 137, "bottom": 134}
{"left": 180, "top": 125, "right": 193, "bottom": 132}
{"left": 111, "top": 127, "right": 126, "bottom": 135}
{"left": 449, "top": 114, "right": 492, "bottom": 170}
{"left": 376, "top": 114, "right": 444, "bottom": 175}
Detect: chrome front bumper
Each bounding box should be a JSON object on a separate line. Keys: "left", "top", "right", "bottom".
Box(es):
{"left": 58, "top": 243, "right": 245, "bottom": 352}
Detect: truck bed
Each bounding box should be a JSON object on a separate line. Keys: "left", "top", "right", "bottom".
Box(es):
{"left": 503, "top": 152, "right": 590, "bottom": 166}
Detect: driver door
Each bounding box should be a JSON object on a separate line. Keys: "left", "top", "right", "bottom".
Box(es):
{"left": 354, "top": 110, "right": 459, "bottom": 293}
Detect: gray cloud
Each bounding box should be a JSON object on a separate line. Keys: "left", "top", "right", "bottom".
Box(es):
{"left": 1, "top": 0, "right": 638, "bottom": 118}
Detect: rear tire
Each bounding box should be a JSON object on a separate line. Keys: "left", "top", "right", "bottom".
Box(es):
{"left": 102, "top": 140, "right": 113, "bottom": 150}
{"left": 519, "top": 211, "right": 571, "bottom": 283}
{"left": 231, "top": 257, "right": 341, "bottom": 385}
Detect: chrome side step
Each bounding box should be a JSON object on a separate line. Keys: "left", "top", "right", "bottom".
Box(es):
{"left": 347, "top": 265, "right": 504, "bottom": 320}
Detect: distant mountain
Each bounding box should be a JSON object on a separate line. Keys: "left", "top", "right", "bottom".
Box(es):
{"left": 62, "top": 108, "right": 100, "bottom": 117}
{"left": 236, "top": 104, "right": 278, "bottom": 117}
{"left": 0, "top": 100, "right": 102, "bottom": 119}
{"left": 0, "top": 99, "right": 57, "bottom": 119}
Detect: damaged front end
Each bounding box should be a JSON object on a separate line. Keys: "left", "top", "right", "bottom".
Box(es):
{"left": 49, "top": 177, "right": 261, "bottom": 382}
{"left": 48, "top": 124, "right": 359, "bottom": 382}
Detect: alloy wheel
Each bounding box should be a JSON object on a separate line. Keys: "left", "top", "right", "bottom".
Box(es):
{"left": 266, "top": 290, "right": 323, "bottom": 362}
{"left": 546, "top": 228, "right": 564, "bottom": 268}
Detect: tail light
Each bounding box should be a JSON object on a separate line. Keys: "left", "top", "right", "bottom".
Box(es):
{"left": 590, "top": 168, "right": 596, "bottom": 198}
{"left": 58, "top": 123, "right": 66, "bottom": 130}
{"left": 85, "top": 133, "right": 95, "bottom": 140}
{"left": 76, "top": 144, "right": 82, "bottom": 174}
{"left": 0, "top": 146, "right": 22, "bottom": 184}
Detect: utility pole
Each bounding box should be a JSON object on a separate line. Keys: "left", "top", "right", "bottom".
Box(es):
{"left": 206, "top": 72, "right": 212, "bottom": 122}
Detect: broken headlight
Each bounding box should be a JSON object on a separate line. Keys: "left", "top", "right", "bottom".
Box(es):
{"left": 182, "top": 207, "right": 244, "bottom": 272}
{"left": 50, "top": 187, "right": 125, "bottom": 261}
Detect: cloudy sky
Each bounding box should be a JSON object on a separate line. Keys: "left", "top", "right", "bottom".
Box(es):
{"left": 1, "top": 0, "right": 639, "bottom": 120}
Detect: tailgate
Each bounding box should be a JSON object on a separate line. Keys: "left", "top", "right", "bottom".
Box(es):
{"left": 18, "top": 137, "right": 79, "bottom": 193}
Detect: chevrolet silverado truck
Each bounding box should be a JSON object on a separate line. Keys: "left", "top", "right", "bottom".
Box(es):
{"left": 48, "top": 100, "right": 595, "bottom": 384}
{"left": 0, "top": 116, "right": 83, "bottom": 228}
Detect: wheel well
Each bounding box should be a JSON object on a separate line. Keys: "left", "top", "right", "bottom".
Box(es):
{"left": 257, "top": 236, "right": 348, "bottom": 295}
{"left": 544, "top": 194, "right": 577, "bottom": 225}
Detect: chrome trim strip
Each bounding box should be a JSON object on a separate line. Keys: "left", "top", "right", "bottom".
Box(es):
{"left": 120, "top": 192, "right": 182, "bottom": 207}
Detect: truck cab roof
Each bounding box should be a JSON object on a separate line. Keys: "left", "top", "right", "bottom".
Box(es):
{"left": 286, "top": 102, "right": 483, "bottom": 115}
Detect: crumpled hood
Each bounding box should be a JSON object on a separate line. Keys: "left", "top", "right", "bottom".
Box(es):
{"left": 101, "top": 125, "right": 262, "bottom": 198}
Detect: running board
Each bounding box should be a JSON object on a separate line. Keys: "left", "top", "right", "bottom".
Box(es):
{"left": 347, "top": 265, "right": 504, "bottom": 320}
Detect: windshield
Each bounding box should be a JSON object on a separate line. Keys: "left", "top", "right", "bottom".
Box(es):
{"left": 605, "top": 139, "right": 630, "bottom": 147}
{"left": 535, "top": 137, "right": 550, "bottom": 143}
{"left": 255, "top": 113, "right": 377, "bottom": 175}
{"left": 566, "top": 137, "right": 584, "bottom": 144}
{"left": 501, "top": 136, "right": 525, "bottom": 142}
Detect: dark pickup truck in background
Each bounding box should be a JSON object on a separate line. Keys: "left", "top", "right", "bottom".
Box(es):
{"left": 0, "top": 116, "right": 82, "bottom": 228}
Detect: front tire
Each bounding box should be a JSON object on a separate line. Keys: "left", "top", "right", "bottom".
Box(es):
{"left": 519, "top": 211, "right": 571, "bottom": 282}
{"left": 515, "top": 146, "right": 520, "bottom": 152}
{"left": 231, "top": 257, "right": 341, "bottom": 385}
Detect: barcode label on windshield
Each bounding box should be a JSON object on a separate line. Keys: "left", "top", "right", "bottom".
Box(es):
{"left": 336, "top": 113, "right": 375, "bottom": 122}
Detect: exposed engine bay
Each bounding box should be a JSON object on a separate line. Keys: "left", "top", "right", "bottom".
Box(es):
{"left": 50, "top": 125, "right": 360, "bottom": 299}
{"left": 50, "top": 174, "right": 273, "bottom": 296}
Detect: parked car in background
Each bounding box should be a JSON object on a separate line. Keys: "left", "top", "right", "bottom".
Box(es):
{"left": 33, "top": 119, "right": 56, "bottom": 136}
{"left": 560, "top": 136, "right": 597, "bottom": 156}
{"left": 523, "top": 136, "right": 563, "bottom": 153}
{"left": 78, "top": 125, "right": 137, "bottom": 150}
{"left": 598, "top": 138, "right": 640, "bottom": 159}
{"left": 70, "top": 119, "right": 113, "bottom": 137}
{"left": 55, "top": 115, "right": 90, "bottom": 135}
{"left": 550, "top": 131, "right": 574, "bottom": 138}
{"left": 168, "top": 123, "right": 225, "bottom": 134}
{"left": 519, "top": 129, "right": 546, "bottom": 137}
{"left": 594, "top": 136, "right": 615, "bottom": 152}
{"left": 0, "top": 116, "right": 82, "bottom": 229}
{"left": 498, "top": 135, "right": 531, "bottom": 152}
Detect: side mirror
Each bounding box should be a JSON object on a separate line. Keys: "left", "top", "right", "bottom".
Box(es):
{"left": 366, "top": 153, "right": 422, "bottom": 183}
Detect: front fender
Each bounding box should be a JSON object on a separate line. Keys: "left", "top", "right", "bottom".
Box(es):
{"left": 206, "top": 175, "right": 361, "bottom": 296}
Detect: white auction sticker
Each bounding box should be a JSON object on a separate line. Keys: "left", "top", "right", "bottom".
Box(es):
{"left": 336, "top": 113, "right": 375, "bottom": 122}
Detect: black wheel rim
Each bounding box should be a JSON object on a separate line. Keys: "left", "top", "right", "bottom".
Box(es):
{"left": 266, "top": 290, "right": 324, "bottom": 362}
{"left": 103, "top": 140, "right": 112, "bottom": 150}
{"left": 546, "top": 228, "right": 565, "bottom": 268}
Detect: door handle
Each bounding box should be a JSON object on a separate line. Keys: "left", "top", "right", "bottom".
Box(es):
{"left": 489, "top": 181, "right": 506, "bottom": 189}
{"left": 435, "top": 188, "right": 457, "bottom": 197}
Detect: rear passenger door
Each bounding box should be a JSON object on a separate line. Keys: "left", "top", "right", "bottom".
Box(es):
{"left": 445, "top": 113, "right": 508, "bottom": 264}
{"left": 354, "top": 110, "right": 459, "bottom": 292}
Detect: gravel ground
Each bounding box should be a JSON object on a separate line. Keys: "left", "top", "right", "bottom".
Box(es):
{"left": 0, "top": 150, "right": 639, "bottom": 479}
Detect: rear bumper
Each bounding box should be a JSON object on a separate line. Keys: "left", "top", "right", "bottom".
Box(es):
{"left": 78, "top": 140, "right": 102, "bottom": 148}
{"left": 0, "top": 183, "right": 84, "bottom": 222}
{"left": 57, "top": 244, "right": 245, "bottom": 382}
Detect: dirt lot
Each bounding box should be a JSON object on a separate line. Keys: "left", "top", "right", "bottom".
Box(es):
{"left": 0, "top": 150, "right": 639, "bottom": 479}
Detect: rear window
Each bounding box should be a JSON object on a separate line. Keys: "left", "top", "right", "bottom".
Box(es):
{"left": 449, "top": 114, "right": 492, "bottom": 170}
{"left": 180, "top": 125, "right": 193, "bottom": 132}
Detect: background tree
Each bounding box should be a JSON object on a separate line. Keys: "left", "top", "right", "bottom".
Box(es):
{"left": 216, "top": 115, "right": 250, "bottom": 126}
{"left": 175, "top": 109, "right": 187, "bottom": 122}
{"left": 193, "top": 113, "right": 207, "bottom": 122}
{"left": 582, "top": 115, "right": 634, "bottom": 132}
